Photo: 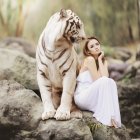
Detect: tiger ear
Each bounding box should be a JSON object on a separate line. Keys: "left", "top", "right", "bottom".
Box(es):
{"left": 60, "top": 9, "right": 67, "bottom": 18}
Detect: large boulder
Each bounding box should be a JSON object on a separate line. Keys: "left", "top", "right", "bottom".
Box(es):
{"left": 118, "top": 77, "right": 140, "bottom": 138}
{"left": 0, "top": 80, "right": 131, "bottom": 140}
{"left": 112, "top": 47, "right": 132, "bottom": 62}
{"left": 136, "top": 50, "right": 140, "bottom": 61}
{"left": 0, "top": 37, "right": 36, "bottom": 58}
{"left": 115, "top": 58, "right": 140, "bottom": 138}
{"left": 108, "top": 58, "right": 140, "bottom": 82}
{"left": 108, "top": 58, "right": 129, "bottom": 81}
{"left": 83, "top": 112, "right": 131, "bottom": 140}
{"left": 0, "top": 80, "right": 42, "bottom": 140}
{"left": 122, "top": 61, "right": 140, "bottom": 82}
{"left": 0, "top": 48, "right": 38, "bottom": 91}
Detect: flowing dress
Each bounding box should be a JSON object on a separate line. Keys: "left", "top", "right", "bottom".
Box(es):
{"left": 74, "top": 70, "right": 121, "bottom": 127}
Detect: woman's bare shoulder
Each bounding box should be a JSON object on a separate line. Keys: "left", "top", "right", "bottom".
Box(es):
{"left": 84, "top": 56, "right": 96, "bottom": 64}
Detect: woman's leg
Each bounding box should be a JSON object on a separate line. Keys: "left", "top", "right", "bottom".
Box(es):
{"left": 92, "top": 77, "right": 121, "bottom": 127}
{"left": 109, "top": 78, "right": 121, "bottom": 127}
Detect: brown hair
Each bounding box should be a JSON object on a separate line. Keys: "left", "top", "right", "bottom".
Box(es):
{"left": 83, "top": 36, "right": 105, "bottom": 70}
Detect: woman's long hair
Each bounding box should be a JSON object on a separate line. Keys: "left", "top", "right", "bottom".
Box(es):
{"left": 83, "top": 36, "right": 105, "bottom": 70}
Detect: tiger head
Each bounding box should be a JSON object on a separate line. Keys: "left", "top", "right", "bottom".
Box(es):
{"left": 44, "top": 9, "right": 86, "bottom": 50}
{"left": 60, "top": 9, "right": 86, "bottom": 44}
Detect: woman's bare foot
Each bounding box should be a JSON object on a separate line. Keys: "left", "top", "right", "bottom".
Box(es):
{"left": 111, "top": 119, "right": 119, "bottom": 128}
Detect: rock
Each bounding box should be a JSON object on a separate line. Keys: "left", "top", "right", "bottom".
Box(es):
{"left": 117, "top": 81, "right": 140, "bottom": 138}
{"left": 108, "top": 63, "right": 128, "bottom": 73}
{"left": 34, "top": 119, "right": 92, "bottom": 140}
{"left": 109, "top": 71, "right": 124, "bottom": 81}
{"left": 15, "top": 119, "right": 93, "bottom": 140}
{"left": 108, "top": 58, "right": 128, "bottom": 81}
{"left": 113, "top": 47, "right": 132, "bottom": 61}
{"left": 136, "top": 51, "right": 140, "bottom": 61}
{"left": 136, "top": 69, "right": 140, "bottom": 79}
{"left": 108, "top": 58, "right": 140, "bottom": 82}
{"left": 83, "top": 112, "right": 131, "bottom": 140}
{"left": 117, "top": 59, "right": 140, "bottom": 138}
{"left": 108, "top": 58, "right": 124, "bottom": 65}
{"left": 0, "top": 37, "right": 36, "bottom": 58}
{"left": 0, "top": 80, "right": 131, "bottom": 140}
{"left": 121, "top": 61, "right": 140, "bottom": 82}
{"left": 0, "top": 80, "right": 42, "bottom": 140}
{"left": 133, "top": 61, "right": 140, "bottom": 69}
{"left": 0, "top": 48, "right": 38, "bottom": 91}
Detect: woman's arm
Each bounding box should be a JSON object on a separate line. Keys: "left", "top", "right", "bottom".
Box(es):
{"left": 84, "top": 56, "right": 101, "bottom": 80}
{"left": 104, "top": 60, "right": 109, "bottom": 77}
{"left": 98, "top": 58, "right": 109, "bottom": 77}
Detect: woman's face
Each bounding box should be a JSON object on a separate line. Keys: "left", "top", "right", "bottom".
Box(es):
{"left": 87, "top": 39, "right": 101, "bottom": 56}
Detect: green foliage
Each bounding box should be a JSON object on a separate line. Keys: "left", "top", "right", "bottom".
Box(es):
{"left": 121, "top": 74, "right": 132, "bottom": 84}
{"left": 87, "top": 121, "right": 104, "bottom": 135}
{"left": 0, "top": 0, "right": 26, "bottom": 37}
{"left": 102, "top": 45, "right": 114, "bottom": 57}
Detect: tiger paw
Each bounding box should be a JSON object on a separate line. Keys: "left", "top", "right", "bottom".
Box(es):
{"left": 70, "top": 110, "right": 83, "bottom": 119}
{"left": 54, "top": 107, "right": 70, "bottom": 120}
{"left": 41, "top": 109, "right": 56, "bottom": 120}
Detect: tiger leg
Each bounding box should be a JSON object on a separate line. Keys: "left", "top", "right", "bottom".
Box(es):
{"left": 37, "top": 70, "right": 56, "bottom": 120}
{"left": 70, "top": 100, "right": 82, "bottom": 119}
{"left": 70, "top": 62, "right": 82, "bottom": 118}
{"left": 52, "top": 87, "right": 62, "bottom": 110}
{"left": 54, "top": 73, "right": 76, "bottom": 120}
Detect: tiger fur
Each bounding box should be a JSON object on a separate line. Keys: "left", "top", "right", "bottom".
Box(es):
{"left": 36, "top": 9, "right": 86, "bottom": 120}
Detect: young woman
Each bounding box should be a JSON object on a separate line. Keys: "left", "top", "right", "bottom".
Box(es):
{"left": 74, "top": 37, "right": 121, "bottom": 128}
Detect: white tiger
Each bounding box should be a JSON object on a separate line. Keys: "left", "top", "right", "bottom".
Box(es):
{"left": 36, "top": 9, "right": 86, "bottom": 120}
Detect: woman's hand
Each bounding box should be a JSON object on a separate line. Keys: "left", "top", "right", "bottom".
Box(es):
{"left": 98, "top": 51, "right": 104, "bottom": 60}
{"left": 97, "top": 51, "right": 109, "bottom": 77}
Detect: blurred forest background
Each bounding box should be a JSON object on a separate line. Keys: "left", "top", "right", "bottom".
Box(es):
{"left": 0, "top": 0, "right": 140, "bottom": 46}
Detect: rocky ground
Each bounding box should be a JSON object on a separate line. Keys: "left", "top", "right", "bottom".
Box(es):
{"left": 0, "top": 37, "right": 139, "bottom": 139}
{"left": 0, "top": 80, "right": 131, "bottom": 140}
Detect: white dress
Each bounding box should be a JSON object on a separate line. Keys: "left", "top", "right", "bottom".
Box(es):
{"left": 74, "top": 70, "right": 121, "bottom": 127}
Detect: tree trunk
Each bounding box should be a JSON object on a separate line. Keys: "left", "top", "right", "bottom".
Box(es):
{"left": 15, "top": 0, "right": 24, "bottom": 37}
{"left": 127, "top": 17, "right": 134, "bottom": 42}
{"left": 137, "top": 0, "right": 140, "bottom": 39}
{"left": 0, "top": 3, "right": 8, "bottom": 34}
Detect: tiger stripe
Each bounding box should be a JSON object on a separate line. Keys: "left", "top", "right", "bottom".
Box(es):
{"left": 62, "top": 59, "right": 74, "bottom": 76}
{"left": 45, "top": 85, "right": 51, "bottom": 88}
{"left": 59, "top": 51, "right": 71, "bottom": 69}
{"left": 67, "top": 21, "right": 74, "bottom": 34}
{"left": 38, "top": 68, "right": 49, "bottom": 80}
{"left": 53, "top": 48, "right": 68, "bottom": 62}
{"left": 41, "top": 34, "right": 52, "bottom": 61}
{"left": 38, "top": 45, "right": 44, "bottom": 56}
{"left": 41, "top": 33, "right": 45, "bottom": 49}
{"left": 38, "top": 54, "right": 48, "bottom": 68}
{"left": 64, "top": 17, "right": 73, "bottom": 32}
{"left": 63, "top": 17, "right": 73, "bottom": 41}
{"left": 45, "top": 85, "right": 52, "bottom": 92}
